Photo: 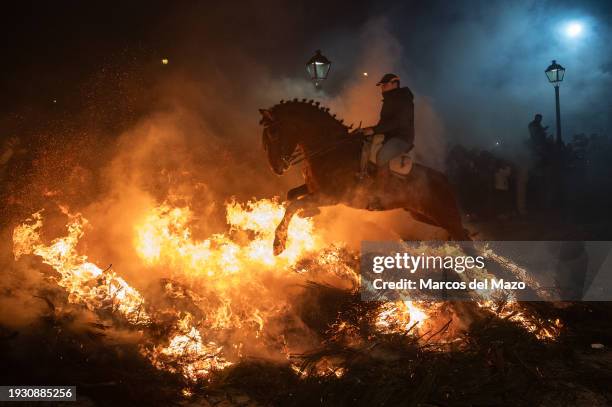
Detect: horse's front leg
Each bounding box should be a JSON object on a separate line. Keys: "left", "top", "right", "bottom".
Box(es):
{"left": 273, "top": 194, "right": 319, "bottom": 256}
{"left": 287, "top": 184, "right": 309, "bottom": 201}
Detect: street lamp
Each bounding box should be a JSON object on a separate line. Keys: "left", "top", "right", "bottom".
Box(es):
{"left": 545, "top": 60, "right": 566, "bottom": 146}
{"left": 306, "top": 50, "right": 331, "bottom": 87}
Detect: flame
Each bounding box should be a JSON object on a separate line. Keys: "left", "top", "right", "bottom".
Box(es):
{"left": 12, "top": 198, "right": 562, "bottom": 385}
{"left": 143, "top": 313, "right": 232, "bottom": 381}
{"left": 477, "top": 300, "right": 562, "bottom": 340}
{"left": 12, "top": 199, "right": 321, "bottom": 381}
{"left": 136, "top": 199, "right": 319, "bottom": 380}
{"left": 13, "top": 210, "right": 150, "bottom": 325}
{"left": 375, "top": 300, "right": 429, "bottom": 335}
{"left": 133, "top": 199, "right": 319, "bottom": 333}
{"left": 291, "top": 358, "right": 346, "bottom": 379}
{"left": 134, "top": 199, "right": 317, "bottom": 276}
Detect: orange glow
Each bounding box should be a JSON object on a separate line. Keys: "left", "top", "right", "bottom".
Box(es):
{"left": 12, "top": 200, "right": 560, "bottom": 383}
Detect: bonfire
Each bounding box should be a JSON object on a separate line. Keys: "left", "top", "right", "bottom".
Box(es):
{"left": 10, "top": 198, "right": 567, "bottom": 398}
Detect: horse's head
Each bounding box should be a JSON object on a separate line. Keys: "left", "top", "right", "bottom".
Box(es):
{"left": 259, "top": 100, "right": 350, "bottom": 175}
{"left": 259, "top": 107, "right": 297, "bottom": 175}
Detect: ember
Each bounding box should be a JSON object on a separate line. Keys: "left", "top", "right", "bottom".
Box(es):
{"left": 13, "top": 210, "right": 150, "bottom": 325}
{"left": 12, "top": 199, "right": 323, "bottom": 381}
{"left": 11, "top": 199, "right": 568, "bottom": 390}
{"left": 4, "top": 2, "right": 612, "bottom": 405}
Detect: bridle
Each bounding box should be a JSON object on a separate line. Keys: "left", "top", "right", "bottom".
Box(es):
{"left": 264, "top": 119, "right": 358, "bottom": 169}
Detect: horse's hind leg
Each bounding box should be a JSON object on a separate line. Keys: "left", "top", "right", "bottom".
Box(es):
{"left": 426, "top": 190, "right": 469, "bottom": 240}
{"left": 435, "top": 192, "right": 470, "bottom": 240}
{"left": 404, "top": 209, "right": 441, "bottom": 227}
{"left": 438, "top": 182, "right": 470, "bottom": 240}
{"left": 403, "top": 170, "right": 469, "bottom": 241}
{"left": 403, "top": 208, "right": 468, "bottom": 240}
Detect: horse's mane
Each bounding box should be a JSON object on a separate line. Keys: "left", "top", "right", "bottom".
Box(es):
{"left": 265, "top": 99, "right": 352, "bottom": 136}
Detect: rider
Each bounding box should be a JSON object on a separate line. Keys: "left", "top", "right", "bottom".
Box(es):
{"left": 358, "top": 73, "right": 415, "bottom": 205}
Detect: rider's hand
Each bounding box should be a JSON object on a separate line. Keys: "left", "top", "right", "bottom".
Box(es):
{"left": 362, "top": 127, "right": 375, "bottom": 136}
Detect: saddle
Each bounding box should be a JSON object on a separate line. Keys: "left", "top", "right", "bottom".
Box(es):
{"left": 388, "top": 154, "right": 414, "bottom": 177}
{"left": 364, "top": 134, "right": 414, "bottom": 178}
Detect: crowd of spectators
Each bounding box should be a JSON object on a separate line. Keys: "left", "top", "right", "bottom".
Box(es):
{"left": 446, "top": 123, "right": 612, "bottom": 225}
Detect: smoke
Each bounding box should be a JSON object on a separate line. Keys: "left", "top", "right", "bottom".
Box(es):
{"left": 7, "top": 0, "right": 610, "bottom": 366}
{"left": 0, "top": 33, "right": 401, "bottom": 382}
{"left": 288, "top": 18, "right": 451, "bottom": 243}
{"left": 3, "top": 11, "right": 454, "bottom": 331}
{"left": 0, "top": 229, "right": 48, "bottom": 328}
{"left": 391, "top": 0, "right": 612, "bottom": 151}
{"left": 319, "top": 18, "right": 448, "bottom": 170}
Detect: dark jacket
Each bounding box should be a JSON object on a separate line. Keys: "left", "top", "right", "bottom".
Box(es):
{"left": 528, "top": 120, "right": 548, "bottom": 146}
{"left": 528, "top": 119, "right": 552, "bottom": 162}
{"left": 373, "top": 87, "right": 415, "bottom": 147}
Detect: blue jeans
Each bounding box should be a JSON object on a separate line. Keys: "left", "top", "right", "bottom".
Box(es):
{"left": 376, "top": 138, "right": 413, "bottom": 167}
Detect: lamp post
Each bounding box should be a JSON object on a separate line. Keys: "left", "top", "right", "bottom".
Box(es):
{"left": 306, "top": 50, "right": 331, "bottom": 88}
{"left": 545, "top": 60, "right": 566, "bottom": 146}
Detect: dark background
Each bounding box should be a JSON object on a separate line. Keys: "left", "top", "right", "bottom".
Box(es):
{"left": 2, "top": 0, "right": 611, "bottom": 146}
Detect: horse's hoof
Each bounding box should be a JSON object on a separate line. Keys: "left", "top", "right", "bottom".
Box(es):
{"left": 298, "top": 207, "right": 321, "bottom": 218}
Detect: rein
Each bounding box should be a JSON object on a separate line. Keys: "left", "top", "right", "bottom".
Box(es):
{"left": 266, "top": 116, "right": 361, "bottom": 168}
{"left": 287, "top": 136, "right": 356, "bottom": 166}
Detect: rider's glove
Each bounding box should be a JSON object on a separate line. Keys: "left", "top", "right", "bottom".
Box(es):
{"left": 362, "top": 127, "right": 375, "bottom": 136}
{"left": 351, "top": 127, "right": 375, "bottom": 137}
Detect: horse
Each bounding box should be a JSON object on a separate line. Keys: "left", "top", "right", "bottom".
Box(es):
{"left": 259, "top": 99, "right": 469, "bottom": 255}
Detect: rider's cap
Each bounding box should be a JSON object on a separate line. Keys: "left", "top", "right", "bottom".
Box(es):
{"left": 376, "top": 73, "right": 400, "bottom": 85}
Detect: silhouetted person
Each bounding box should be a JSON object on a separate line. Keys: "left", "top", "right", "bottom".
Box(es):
{"left": 527, "top": 114, "right": 555, "bottom": 209}
{"left": 528, "top": 114, "right": 551, "bottom": 161}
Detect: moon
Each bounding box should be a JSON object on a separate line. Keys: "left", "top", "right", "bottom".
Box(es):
{"left": 565, "top": 22, "right": 583, "bottom": 38}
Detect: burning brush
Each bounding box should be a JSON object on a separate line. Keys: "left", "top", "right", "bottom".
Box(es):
{"left": 11, "top": 198, "right": 562, "bottom": 387}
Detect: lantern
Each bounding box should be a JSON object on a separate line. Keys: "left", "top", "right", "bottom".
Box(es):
{"left": 545, "top": 60, "right": 565, "bottom": 86}
{"left": 306, "top": 50, "right": 331, "bottom": 86}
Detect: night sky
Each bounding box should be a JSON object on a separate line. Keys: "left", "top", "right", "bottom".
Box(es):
{"left": 2, "top": 0, "right": 611, "bottom": 150}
